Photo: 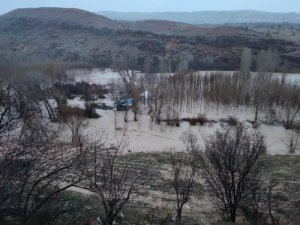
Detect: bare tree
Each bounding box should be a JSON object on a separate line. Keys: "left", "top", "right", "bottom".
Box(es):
{"left": 36, "top": 79, "right": 58, "bottom": 121}
{"left": 148, "top": 77, "right": 167, "bottom": 125}
{"left": 252, "top": 77, "right": 267, "bottom": 122}
{"left": 0, "top": 81, "right": 40, "bottom": 142}
{"left": 84, "top": 132, "right": 149, "bottom": 225}
{"left": 241, "top": 178, "right": 282, "bottom": 225}
{"left": 131, "top": 86, "right": 142, "bottom": 122}
{"left": 0, "top": 83, "right": 24, "bottom": 140}
{"left": 108, "top": 81, "right": 120, "bottom": 130}
{"left": 59, "top": 106, "right": 88, "bottom": 146}
{"left": 240, "top": 47, "right": 252, "bottom": 75}
{"left": 278, "top": 95, "right": 300, "bottom": 130}
{"left": 119, "top": 69, "right": 138, "bottom": 97}
{"left": 169, "top": 131, "right": 199, "bottom": 221}
{"left": 118, "top": 69, "right": 140, "bottom": 122}
{"left": 200, "top": 125, "right": 266, "bottom": 222}
{"left": 0, "top": 78, "right": 89, "bottom": 224}
{"left": 256, "top": 49, "right": 281, "bottom": 74}
{"left": 287, "top": 130, "right": 299, "bottom": 153}
{"left": 0, "top": 117, "right": 86, "bottom": 224}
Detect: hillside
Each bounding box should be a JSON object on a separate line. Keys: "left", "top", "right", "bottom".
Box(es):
{"left": 97, "top": 10, "right": 300, "bottom": 24}
{"left": 3, "top": 8, "right": 124, "bottom": 29}
{"left": 124, "top": 20, "right": 259, "bottom": 37}
{"left": 0, "top": 8, "right": 299, "bottom": 72}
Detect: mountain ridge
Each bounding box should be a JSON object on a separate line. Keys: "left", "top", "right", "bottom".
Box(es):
{"left": 97, "top": 10, "right": 300, "bottom": 24}
{"left": 0, "top": 7, "right": 299, "bottom": 72}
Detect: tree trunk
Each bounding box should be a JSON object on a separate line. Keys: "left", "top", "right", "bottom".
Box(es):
{"left": 114, "top": 110, "right": 117, "bottom": 130}
{"left": 45, "top": 100, "right": 56, "bottom": 121}
{"left": 104, "top": 211, "right": 115, "bottom": 225}
{"left": 230, "top": 210, "right": 236, "bottom": 222}
{"left": 133, "top": 110, "right": 138, "bottom": 121}
{"left": 254, "top": 106, "right": 259, "bottom": 122}
{"left": 177, "top": 206, "right": 182, "bottom": 221}
{"left": 124, "top": 109, "right": 128, "bottom": 122}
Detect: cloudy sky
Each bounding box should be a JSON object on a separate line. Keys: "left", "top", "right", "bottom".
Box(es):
{"left": 1, "top": 0, "right": 299, "bottom": 15}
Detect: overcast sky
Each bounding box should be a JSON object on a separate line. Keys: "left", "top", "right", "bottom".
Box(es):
{"left": 1, "top": 0, "right": 299, "bottom": 15}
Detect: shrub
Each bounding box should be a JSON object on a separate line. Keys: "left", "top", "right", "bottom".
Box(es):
{"left": 197, "top": 114, "right": 208, "bottom": 125}
{"left": 220, "top": 116, "right": 239, "bottom": 127}
{"left": 58, "top": 106, "right": 85, "bottom": 119}
{"left": 189, "top": 118, "right": 198, "bottom": 126}
{"left": 166, "top": 118, "right": 181, "bottom": 127}
{"left": 186, "top": 114, "right": 208, "bottom": 126}
{"left": 228, "top": 116, "right": 239, "bottom": 126}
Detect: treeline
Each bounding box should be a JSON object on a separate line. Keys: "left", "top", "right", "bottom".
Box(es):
{"left": 0, "top": 61, "right": 92, "bottom": 80}
{"left": 140, "top": 71, "right": 299, "bottom": 129}
{"left": 0, "top": 62, "right": 107, "bottom": 123}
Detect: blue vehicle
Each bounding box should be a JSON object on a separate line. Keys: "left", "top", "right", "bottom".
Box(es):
{"left": 116, "top": 98, "right": 135, "bottom": 111}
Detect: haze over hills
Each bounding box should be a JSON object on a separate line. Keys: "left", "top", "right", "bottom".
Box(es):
{"left": 97, "top": 10, "right": 300, "bottom": 24}
{"left": 0, "top": 7, "right": 299, "bottom": 72}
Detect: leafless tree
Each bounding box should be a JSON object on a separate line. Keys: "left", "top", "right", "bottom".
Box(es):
{"left": 169, "top": 131, "right": 200, "bottom": 221}
{"left": 131, "top": 86, "right": 142, "bottom": 122}
{"left": 118, "top": 69, "right": 138, "bottom": 96}
{"left": 0, "top": 82, "right": 38, "bottom": 142}
{"left": 257, "top": 49, "right": 281, "bottom": 73}
{"left": 0, "top": 116, "right": 86, "bottom": 224}
{"left": 140, "top": 73, "right": 159, "bottom": 92}
{"left": 35, "top": 79, "right": 58, "bottom": 121}
{"left": 83, "top": 132, "right": 149, "bottom": 225}
{"left": 278, "top": 94, "right": 300, "bottom": 130}
{"left": 241, "top": 179, "right": 281, "bottom": 225}
{"left": 118, "top": 69, "right": 140, "bottom": 122}
{"left": 252, "top": 76, "right": 268, "bottom": 122}
{"left": 200, "top": 125, "right": 266, "bottom": 222}
{"left": 148, "top": 77, "right": 167, "bottom": 125}
{"left": 240, "top": 47, "right": 252, "bottom": 75}
{"left": 59, "top": 106, "right": 88, "bottom": 146}
{"left": 0, "top": 77, "right": 89, "bottom": 224}
{"left": 0, "top": 83, "right": 23, "bottom": 140}
{"left": 287, "top": 130, "right": 299, "bottom": 153}
{"left": 108, "top": 81, "right": 120, "bottom": 130}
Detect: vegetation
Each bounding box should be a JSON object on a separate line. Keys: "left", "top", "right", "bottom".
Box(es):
{"left": 0, "top": 6, "right": 300, "bottom": 224}
{"left": 200, "top": 125, "right": 266, "bottom": 222}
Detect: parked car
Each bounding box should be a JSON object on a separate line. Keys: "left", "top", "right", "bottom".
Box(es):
{"left": 94, "top": 103, "right": 114, "bottom": 110}
{"left": 116, "top": 98, "right": 135, "bottom": 111}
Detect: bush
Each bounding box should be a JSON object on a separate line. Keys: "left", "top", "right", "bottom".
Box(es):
{"left": 185, "top": 114, "right": 208, "bottom": 126}
{"left": 188, "top": 118, "right": 198, "bottom": 126}
{"left": 58, "top": 106, "right": 85, "bottom": 119}
{"left": 220, "top": 116, "right": 239, "bottom": 126}
{"left": 228, "top": 116, "right": 239, "bottom": 126}
{"left": 166, "top": 118, "right": 181, "bottom": 127}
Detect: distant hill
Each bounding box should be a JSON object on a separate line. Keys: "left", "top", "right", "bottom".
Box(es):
{"left": 3, "top": 8, "right": 124, "bottom": 29}
{"left": 0, "top": 7, "right": 299, "bottom": 72}
{"left": 97, "top": 10, "right": 300, "bottom": 24}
